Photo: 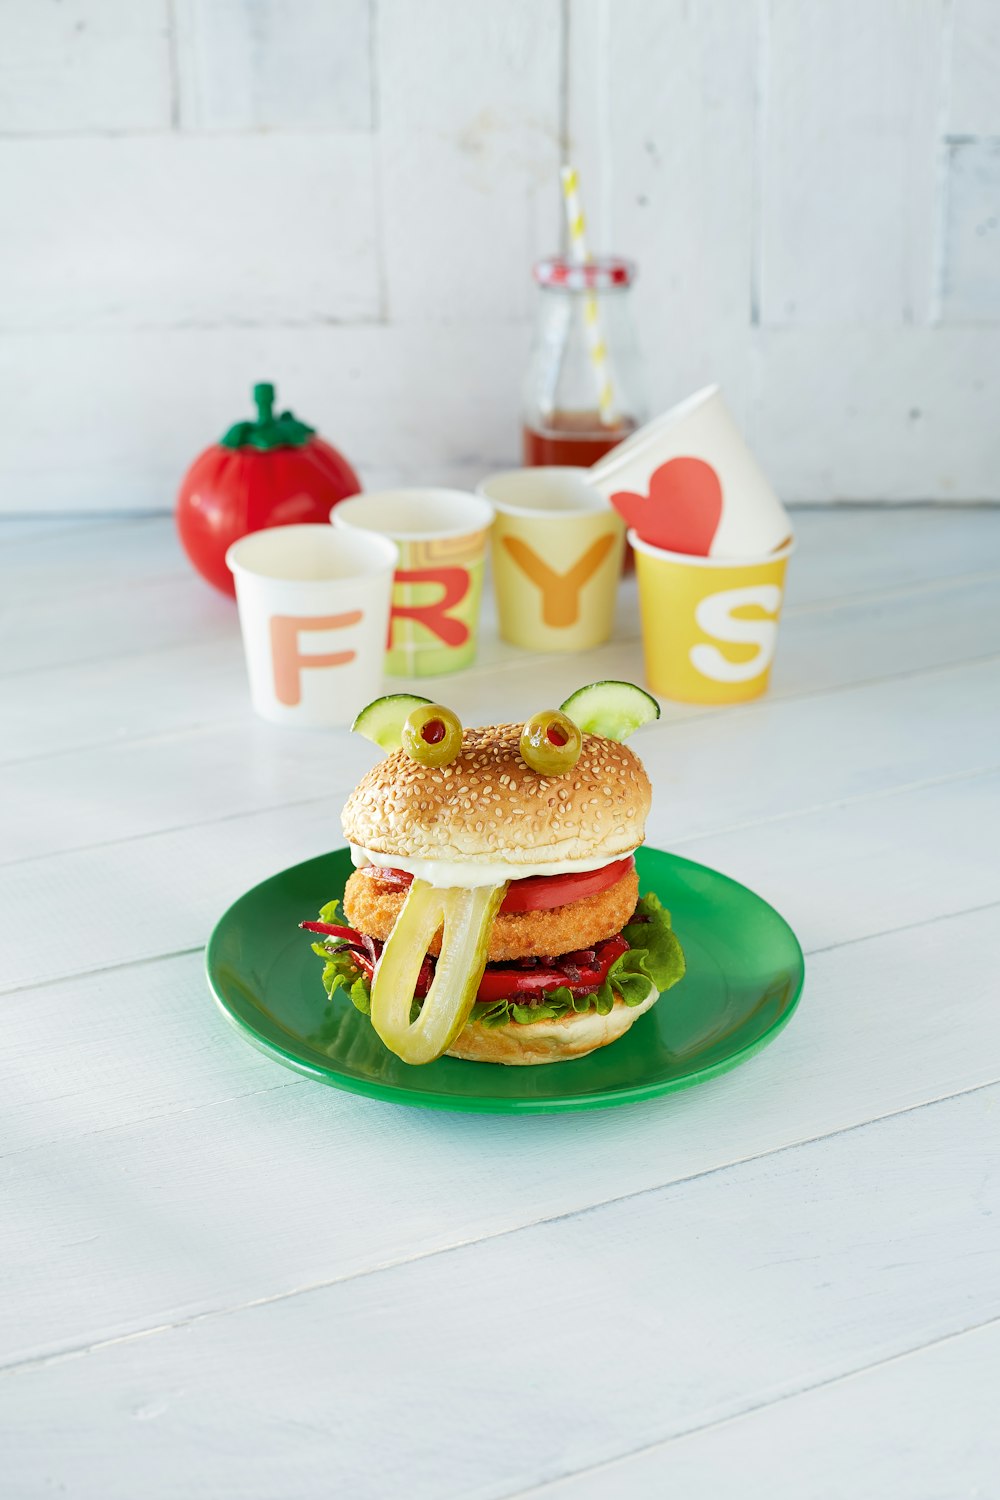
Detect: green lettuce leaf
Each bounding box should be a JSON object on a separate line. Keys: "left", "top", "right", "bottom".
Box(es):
{"left": 310, "top": 940, "right": 368, "bottom": 1010}
{"left": 615, "top": 893, "right": 686, "bottom": 996}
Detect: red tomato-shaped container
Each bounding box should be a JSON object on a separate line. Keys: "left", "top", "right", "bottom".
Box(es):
{"left": 176, "top": 382, "right": 362, "bottom": 596}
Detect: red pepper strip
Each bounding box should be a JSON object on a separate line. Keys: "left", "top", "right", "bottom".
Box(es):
{"left": 475, "top": 933, "right": 629, "bottom": 1003}
{"left": 300, "top": 920, "right": 364, "bottom": 943}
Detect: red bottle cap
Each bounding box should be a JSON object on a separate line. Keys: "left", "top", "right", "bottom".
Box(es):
{"left": 533, "top": 256, "right": 635, "bottom": 291}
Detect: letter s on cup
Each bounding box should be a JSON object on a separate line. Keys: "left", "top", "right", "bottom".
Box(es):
{"left": 689, "top": 584, "right": 783, "bottom": 684}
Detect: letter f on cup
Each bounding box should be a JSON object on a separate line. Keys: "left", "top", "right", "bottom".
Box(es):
{"left": 269, "top": 612, "right": 363, "bottom": 706}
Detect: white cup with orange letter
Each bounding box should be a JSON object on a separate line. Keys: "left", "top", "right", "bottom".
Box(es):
{"left": 478, "top": 467, "right": 625, "bottom": 652}
{"left": 226, "top": 524, "right": 397, "bottom": 726}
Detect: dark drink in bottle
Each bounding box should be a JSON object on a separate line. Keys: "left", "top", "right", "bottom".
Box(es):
{"left": 522, "top": 257, "right": 646, "bottom": 565}
{"left": 523, "top": 409, "right": 636, "bottom": 468}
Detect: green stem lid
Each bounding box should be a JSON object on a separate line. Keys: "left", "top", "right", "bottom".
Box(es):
{"left": 220, "top": 383, "right": 316, "bottom": 451}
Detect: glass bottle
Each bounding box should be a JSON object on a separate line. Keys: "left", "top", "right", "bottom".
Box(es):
{"left": 522, "top": 256, "right": 647, "bottom": 468}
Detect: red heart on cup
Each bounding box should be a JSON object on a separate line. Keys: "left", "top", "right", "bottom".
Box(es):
{"left": 611, "top": 457, "right": 723, "bottom": 556}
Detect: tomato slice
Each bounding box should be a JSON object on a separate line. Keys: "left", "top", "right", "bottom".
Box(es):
{"left": 359, "top": 855, "right": 633, "bottom": 914}
{"left": 500, "top": 856, "right": 634, "bottom": 912}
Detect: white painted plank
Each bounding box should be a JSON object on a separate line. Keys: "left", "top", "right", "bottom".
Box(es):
{"left": 376, "top": 0, "right": 563, "bottom": 323}
{"left": 949, "top": 0, "right": 1000, "bottom": 135}
{"left": 2, "top": 638, "right": 250, "bottom": 766}
{"left": 0, "top": 714, "right": 372, "bottom": 865}
{"left": 0, "top": 555, "right": 235, "bottom": 676}
{"left": 1, "top": 515, "right": 193, "bottom": 597}
{"left": 586, "top": 0, "right": 758, "bottom": 422}
{"left": 779, "top": 505, "right": 1000, "bottom": 606}
{"left": 641, "top": 657, "right": 998, "bottom": 848}
{"left": 0, "top": 0, "right": 171, "bottom": 134}
{"left": 0, "top": 322, "right": 531, "bottom": 512}
{"left": 1, "top": 1087, "right": 997, "bottom": 1497}
{"left": 537, "top": 1320, "right": 1000, "bottom": 1500}
{"left": 939, "top": 138, "right": 1000, "bottom": 323}
{"left": 759, "top": 0, "right": 943, "bottom": 326}
{"left": 0, "top": 134, "right": 379, "bottom": 332}
{"left": 0, "top": 515, "right": 114, "bottom": 545}
{"left": 174, "top": 0, "right": 372, "bottom": 132}
{"left": 678, "top": 767, "right": 1000, "bottom": 954}
{"left": 749, "top": 326, "right": 1000, "bottom": 501}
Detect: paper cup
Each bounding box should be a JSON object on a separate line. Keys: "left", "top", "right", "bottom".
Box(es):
{"left": 631, "top": 530, "right": 794, "bottom": 704}
{"left": 590, "top": 385, "right": 791, "bottom": 560}
{"left": 479, "top": 467, "right": 625, "bottom": 652}
{"left": 332, "top": 490, "right": 492, "bottom": 676}
{"left": 226, "top": 524, "right": 396, "bottom": 726}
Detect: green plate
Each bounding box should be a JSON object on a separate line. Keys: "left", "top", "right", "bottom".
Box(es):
{"left": 206, "top": 847, "right": 804, "bottom": 1114}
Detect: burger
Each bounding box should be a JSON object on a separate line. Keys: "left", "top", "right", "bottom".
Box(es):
{"left": 302, "top": 682, "right": 685, "bottom": 1066}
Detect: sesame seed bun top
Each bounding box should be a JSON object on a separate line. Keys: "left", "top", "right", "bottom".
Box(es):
{"left": 341, "top": 723, "right": 651, "bottom": 867}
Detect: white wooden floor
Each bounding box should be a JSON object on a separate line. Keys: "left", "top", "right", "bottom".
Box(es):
{"left": 1, "top": 508, "right": 998, "bottom": 1498}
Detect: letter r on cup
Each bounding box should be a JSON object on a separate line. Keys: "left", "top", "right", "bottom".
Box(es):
{"left": 391, "top": 567, "right": 471, "bottom": 647}
{"left": 269, "top": 612, "right": 363, "bottom": 706}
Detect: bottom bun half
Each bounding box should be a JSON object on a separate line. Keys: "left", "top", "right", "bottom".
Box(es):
{"left": 445, "top": 981, "right": 660, "bottom": 1066}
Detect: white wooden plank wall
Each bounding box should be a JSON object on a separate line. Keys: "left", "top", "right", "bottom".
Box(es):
{"left": 0, "top": 0, "right": 998, "bottom": 505}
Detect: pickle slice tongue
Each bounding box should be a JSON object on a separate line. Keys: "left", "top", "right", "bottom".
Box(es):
{"left": 370, "top": 878, "right": 508, "bottom": 1065}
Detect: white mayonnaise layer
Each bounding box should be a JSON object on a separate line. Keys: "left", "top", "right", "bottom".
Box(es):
{"left": 349, "top": 844, "right": 636, "bottom": 889}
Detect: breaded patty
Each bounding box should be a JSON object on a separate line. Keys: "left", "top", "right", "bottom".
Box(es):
{"left": 344, "top": 865, "right": 640, "bottom": 961}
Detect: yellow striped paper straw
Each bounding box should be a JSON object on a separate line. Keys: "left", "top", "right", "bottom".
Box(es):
{"left": 560, "top": 165, "right": 619, "bottom": 426}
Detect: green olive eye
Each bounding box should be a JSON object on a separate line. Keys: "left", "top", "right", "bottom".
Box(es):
{"left": 401, "top": 704, "right": 463, "bottom": 767}
{"left": 519, "top": 709, "right": 582, "bottom": 775}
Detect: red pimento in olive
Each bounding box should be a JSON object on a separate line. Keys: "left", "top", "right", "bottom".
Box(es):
{"left": 520, "top": 709, "right": 582, "bottom": 774}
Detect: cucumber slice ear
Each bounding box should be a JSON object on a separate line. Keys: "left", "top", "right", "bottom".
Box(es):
{"left": 560, "top": 680, "right": 661, "bottom": 742}
{"left": 352, "top": 694, "right": 434, "bottom": 752}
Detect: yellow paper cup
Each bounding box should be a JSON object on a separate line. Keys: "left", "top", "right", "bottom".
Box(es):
{"left": 332, "top": 490, "right": 492, "bottom": 676}
{"left": 630, "top": 530, "right": 795, "bottom": 704}
{"left": 478, "top": 467, "right": 625, "bottom": 652}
